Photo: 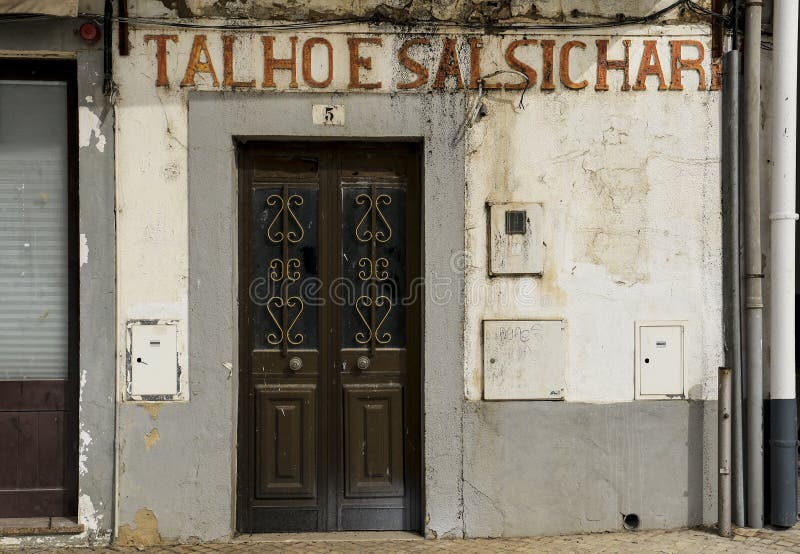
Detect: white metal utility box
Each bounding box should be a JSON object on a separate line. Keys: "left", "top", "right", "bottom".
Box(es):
{"left": 635, "top": 321, "right": 686, "bottom": 399}
{"left": 483, "top": 319, "right": 565, "bottom": 400}
{"left": 126, "top": 320, "right": 181, "bottom": 401}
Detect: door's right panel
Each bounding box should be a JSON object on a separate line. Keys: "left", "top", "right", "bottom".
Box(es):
{"left": 337, "top": 145, "right": 421, "bottom": 531}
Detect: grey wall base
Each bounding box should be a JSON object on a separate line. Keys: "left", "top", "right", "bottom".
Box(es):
{"left": 463, "top": 400, "right": 717, "bottom": 537}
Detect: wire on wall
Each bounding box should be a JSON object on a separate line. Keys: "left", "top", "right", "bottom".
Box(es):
{"left": 0, "top": 1, "right": 733, "bottom": 31}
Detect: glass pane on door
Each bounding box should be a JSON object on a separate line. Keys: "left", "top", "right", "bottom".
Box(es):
{"left": 0, "top": 81, "right": 69, "bottom": 380}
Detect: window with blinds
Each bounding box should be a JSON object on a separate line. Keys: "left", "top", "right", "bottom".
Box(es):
{"left": 0, "top": 81, "right": 69, "bottom": 380}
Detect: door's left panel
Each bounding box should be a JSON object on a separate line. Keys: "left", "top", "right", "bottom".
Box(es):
{"left": 0, "top": 60, "right": 79, "bottom": 518}
{"left": 237, "top": 146, "right": 327, "bottom": 533}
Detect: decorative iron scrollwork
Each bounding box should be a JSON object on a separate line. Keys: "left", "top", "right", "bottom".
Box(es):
{"left": 353, "top": 187, "right": 394, "bottom": 351}
{"left": 357, "top": 257, "right": 389, "bottom": 281}
{"left": 269, "top": 258, "right": 301, "bottom": 282}
{"left": 355, "top": 193, "right": 392, "bottom": 243}
{"left": 266, "top": 193, "right": 305, "bottom": 243}
{"left": 264, "top": 188, "right": 306, "bottom": 353}
{"left": 354, "top": 295, "right": 392, "bottom": 345}
{"left": 266, "top": 296, "right": 304, "bottom": 346}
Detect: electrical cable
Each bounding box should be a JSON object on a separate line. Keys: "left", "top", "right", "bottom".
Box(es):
{"left": 0, "top": 0, "right": 722, "bottom": 31}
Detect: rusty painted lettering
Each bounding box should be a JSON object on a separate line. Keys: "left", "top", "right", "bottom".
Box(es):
{"left": 669, "top": 40, "right": 707, "bottom": 91}
{"left": 504, "top": 39, "right": 537, "bottom": 90}
{"left": 633, "top": 40, "right": 667, "bottom": 91}
{"left": 559, "top": 40, "right": 588, "bottom": 90}
{"left": 181, "top": 35, "right": 219, "bottom": 88}
{"left": 397, "top": 38, "right": 430, "bottom": 90}
{"left": 302, "top": 38, "right": 333, "bottom": 88}
{"left": 222, "top": 35, "right": 255, "bottom": 88}
{"left": 144, "top": 34, "right": 178, "bottom": 87}
{"left": 432, "top": 37, "right": 464, "bottom": 90}
{"left": 262, "top": 36, "right": 298, "bottom": 88}
{"left": 540, "top": 39, "right": 556, "bottom": 91}
{"left": 467, "top": 37, "right": 500, "bottom": 90}
{"left": 348, "top": 37, "right": 383, "bottom": 90}
{"left": 595, "top": 39, "right": 631, "bottom": 91}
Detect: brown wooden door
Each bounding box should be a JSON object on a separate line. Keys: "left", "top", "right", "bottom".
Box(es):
{"left": 237, "top": 142, "right": 421, "bottom": 533}
{"left": 0, "top": 59, "right": 79, "bottom": 518}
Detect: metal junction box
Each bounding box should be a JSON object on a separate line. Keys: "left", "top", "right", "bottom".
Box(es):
{"left": 126, "top": 320, "right": 181, "bottom": 401}
{"left": 635, "top": 321, "right": 686, "bottom": 399}
{"left": 489, "top": 202, "right": 544, "bottom": 275}
{"left": 483, "top": 319, "right": 565, "bottom": 400}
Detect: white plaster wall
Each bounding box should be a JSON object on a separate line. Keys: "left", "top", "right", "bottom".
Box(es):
{"left": 463, "top": 34, "right": 723, "bottom": 402}
{"left": 114, "top": 25, "right": 722, "bottom": 404}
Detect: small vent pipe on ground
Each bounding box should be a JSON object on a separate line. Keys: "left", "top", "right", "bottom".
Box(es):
{"left": 719, "top": 367, "right": 732, "bottom": 537}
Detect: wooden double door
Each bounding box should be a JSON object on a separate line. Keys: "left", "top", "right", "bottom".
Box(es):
{"left": 237, "top": 142, "right": 422, "bottom": 532}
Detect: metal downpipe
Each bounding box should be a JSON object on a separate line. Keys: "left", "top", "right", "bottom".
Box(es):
{"left": 722, "top": 45, "right": 746, "bottom": 527}
{"left": 742, "top": 0, "right": 764, "bottom": 529}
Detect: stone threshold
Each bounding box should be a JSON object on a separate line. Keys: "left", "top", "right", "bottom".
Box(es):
{"left": 233, "top": 531, "right": 423, "bottom": 543}
{"left": 0, "top": 517, "right": 84, "bottom": 536}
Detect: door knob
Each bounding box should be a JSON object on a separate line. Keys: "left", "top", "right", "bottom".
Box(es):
{"left": 289, "top": 357, "right": 303, "bottom": 372}
{"left": 356, "top": 356, "right": 370, "bottom": 371}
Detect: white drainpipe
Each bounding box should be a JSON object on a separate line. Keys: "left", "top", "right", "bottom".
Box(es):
{"left": 768, "top": 0, "right": 799, "bottom": 528}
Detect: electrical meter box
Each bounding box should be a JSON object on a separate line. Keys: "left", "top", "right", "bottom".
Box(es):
{"left": 635, "top": 321, "right": 686, "bottom": 399}
{"left": 126, "top": 320, "right": 181, "bottom": 401}
{"left": 489, "top": 202, "right": 544, "bottom": 275}
{"left": 483, "top": 319, "right": 565, "bottom": 400}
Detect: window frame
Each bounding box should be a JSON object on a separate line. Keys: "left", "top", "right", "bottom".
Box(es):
{"left": 0, "top": 58, "right": 79, "bottom": 514}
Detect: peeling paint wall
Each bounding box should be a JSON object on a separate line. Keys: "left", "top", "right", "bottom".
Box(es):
{"left": 463, "top": 34, "right": 722, "bottom": 402}
{"left": 132, "top": 0, "right": 713, "bottom": 25}
{"left": 107, "top": 0, "right": 723, "bottom": 543}
{"left": 0, "top": 10, "right": 117, "bottom": 547}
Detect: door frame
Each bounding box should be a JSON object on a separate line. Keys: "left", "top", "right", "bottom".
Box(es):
{"left": 0, "top": 58, "right": 80, "bottom": 517}
{"left": 187, "top": 92, "right": 465, "bottom": 540}
{"left": 234, "top": 139, "right": 425, "bottom": 533}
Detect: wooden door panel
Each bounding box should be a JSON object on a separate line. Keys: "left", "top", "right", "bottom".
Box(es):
{"left": 0, "top": 411, "right": 66, "bottom": 517}
{"left": 255, "top": 385, "right": 316, "bottom": 499}
{"left": 238, "top": 143, "right": 421, "bottom": 533}
{"left": 0, "top": 381, "right": 67, "bottom": 411}
{"left": 343, "top": 384, "right": 404, "bottom": 498}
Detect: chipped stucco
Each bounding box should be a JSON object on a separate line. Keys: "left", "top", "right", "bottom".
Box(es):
{"left": 117, "top": 508, "right": 161, "bottom": 546}
{"left": 134, "top": 0, "right": 714, "bottom": 26}
{"left": 78, "top": 105, "right": 106, "bottom": 153}
{"left": 80, "top": 233, "right": 89, "bottom": 267}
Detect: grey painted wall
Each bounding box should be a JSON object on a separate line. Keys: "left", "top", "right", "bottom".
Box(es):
{"left": 462, "top": 400, "right": 717, "bottom": 536}
{"left": 114, "top": 92, "right": 466, "bottom": 541}
{"left": 0, "top": 18, "right": 117, "bottom": 544}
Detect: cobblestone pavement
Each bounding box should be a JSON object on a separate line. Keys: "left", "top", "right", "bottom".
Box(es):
{"left": 4, "top": 524, "right": 800, "bottom": 553}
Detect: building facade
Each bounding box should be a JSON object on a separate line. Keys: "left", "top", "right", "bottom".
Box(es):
{"left": 0, "top": 0, "right": 760, "bottom": 546}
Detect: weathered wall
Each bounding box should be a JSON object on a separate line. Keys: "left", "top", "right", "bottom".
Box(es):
{"left": 110, "top": 0, "right": 722, "bottom": 541}
{"left": 463, "top": 31, "right": 722, "bottom": 402}
{"left": 131, "top": 0, "right": 711, "bottom": 25}
{"left": 0, "top": 15, "right": 116, "bottom": 547}
{"left": 457, "top": 26, "right": 721, "bottom": 534}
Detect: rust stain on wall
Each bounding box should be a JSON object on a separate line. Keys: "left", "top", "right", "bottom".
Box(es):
{"left": 144, "top": 428, "right": 161, "bottom": 450}
{"left": 141, "top": 403, "right": 162, "bottom": 420}
{"left": 117, "top": 508, "right": 161, "bottom": 546}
